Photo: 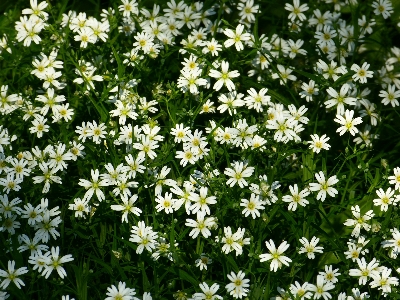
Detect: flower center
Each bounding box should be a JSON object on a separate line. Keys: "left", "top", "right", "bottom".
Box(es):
{"left": 234, "top": 279, "right": 242, "bottom": 286}
{"left": 198, "top": 222, "right": 205, "bottom": 230}
{"left": 345, "top": 122, "right": 353, "bottom": 129}
{"left": 306, "top": 246, "right": 314, "bottom": 253}
{"left": 293, "top": 195, "right": 301, "bottom": 203}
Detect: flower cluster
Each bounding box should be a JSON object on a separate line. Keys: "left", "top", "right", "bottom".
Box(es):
{"left": 1, "top": 0, "right": 400, "bottom": 299}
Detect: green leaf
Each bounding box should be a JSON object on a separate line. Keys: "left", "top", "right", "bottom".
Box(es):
{"left": 90, "top": 256, "right": 113, "bottom": 274}
{"left": 332, "top": 72, "right": 354, "bottom": 88}
{"left": 111, "top": 45, "right": 125, "bottom": 81}
{"left": 225, "top": 254, "right": 239, "bottom": 273}
{"left": 177, "top": 269, "right": 198, "bottom": 286}
{"left": 292, "top": 69, "right": 324, "bottom": 85}
{"left": 266, "top": 89, "right": 290, "bottom": 106}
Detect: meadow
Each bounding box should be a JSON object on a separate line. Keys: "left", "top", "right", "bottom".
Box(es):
{"left": 1, "top": 0, "right": 400, "bottom": 299}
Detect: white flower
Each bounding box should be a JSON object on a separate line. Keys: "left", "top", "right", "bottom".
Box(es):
{"left": 163, "top": 0, "right": 186, "bottom": 18}
{"left": 175, "top": 148, "right": 198, "bottom": 167}
{"left": 259, "top": 240, "right": 292, "bottom": 272}
{"left": 354, "top": 125, "right": 378, "bottom": 147}
{"left": 118, "top": 0, "right": 139, "bottom": 17}
{"left": 271, "top": 64, "right": 297, "bottom": 85}
{"left": 154, "top": 166, "right": 177, "bottom": 196}
{"left": 193, "top": 282, "right": 222, "bottom": 300}
{"left": 349, "top": 257, "right": 380, "bottom": 285}
{"left": 266, "top": 114, "right": 296, "bottom": 143}
{"left": 170, "top": 182, "right": 194, "bottom": 214}
{"left": 32, "top": 162, "right": 62, "bottom": 193}
{"left": 41, "top": 247, "right": 74, "bottom": 279}
{"left": 325, "top": 84, "right": 357, "bottom": 115}
{"left": 284, "top": 39, "right": 307, "bottom": 58}
{"left": 379, "top": 84, "right": 400, "bottom": 107}
{"left": 22, "top": 0, "right": 49, "bottom": 19}
{"left": 195, "top": 254, "right": 212, "bottom": 270}
{"left": 20, "top": 202, "right": 43, "bottom": 226}
{"left": 314, "top": 25, "right": 337, "bottom": 47}
{"left": 351, "top": 62, "right": 373, "bottom": 83}
{"left": 110, "top": 101, "right": 138, "bottom": 125}
{"left": 309, "top": 171, "right": 339, "bottom": 202}
{"left": 28, "top": 249, "right": 50, "bottom": 273}
{"left": 316, "top": 59, "right": 346, "bottom": 81}
{"left": 343, "top": 205, "right": 375, "bottom": 237}
{"left": 202, "top": 38, "right": 222, "bottom": 56}
{"left": 0, "top": 172, "right": 22, "bottom": 193}
{"left": 105, "top": 281, "right": 139, "bottom": 300}
{"left": 87, "top": 121, "right": 107, "bottom": 144}
{"left": 15, "top": 17, "right": 43, "bottom": 47}
{"left": 237, "top": 0, "right": 259, "bottom": 22}
{"left": 221, "top": 227, "right": 242, "bottom": 255}
{"left": 171, "top": 123, "right": 190, "bottom": 143}
{"left": 224, "top": 161, "right": 255, "bottom": 188}
{"left": 47, "top": 143, "right": 73, "bottom": 172}
{"left": 382, "top": 228, "right": 400, "bottom": 255}
{"left": 78, "top": 169, "right": 109, "bottom": 202}
{"left": 133, "top": 136, "right": 159, "bottom": 160}
{"left": 200, "top": 99, "right": 215, "bottom": 114}
{"left": 217, "top": 91, "right": 245, "bottom": 116}
{"left": 177, "top": 68, "right": 208, "bottom": 95}
{"left": 0, "top": 194, "right": 22, "bottom": 217}
{"left": 308, "top": 134, "right": 331, "bottom": 154}
{"left": 29, "top": 115, "right": 49, "bottom": 138}
{"left": 132, "top": 32, "right": 154, "bottom": 53}
{"left": 284, "top": 0, "right": 309, "bottom": 21}
{"left": 176, "top": 6, "right": 201, "bottom": 29}
{"left": 369, "top": 267, "right": 399, "bottom": 295}
{"left": 319, "top": 265, "right": 341, "bottom": 283}
{"left": 288, "top": 104, "right": 309, "bottom": 125}
{"left": 155, "top": 192, "right": 176, "bottom": 214}
{"left": 223, "top": 24, "right": 251, "bottom": 51}
{"left": 243, "top": 88, "right": 270, "bottom": 112}
{"left": 300, "top": 80, "right": 319, "bottom": 101}
{"left": 282, "top": 184, "right": 310, "bottom": 211}
{"left": 308, "top": 275, "right": 335, "bottom": 299}
{"left": 35, "top": 210, "right": 62, "bottom": 243}
{"left": 129, "top": 221, "right": 158, "bottom": 254}
{"left": 189, "top": 187, "right": 217, "bottom": 215}
{"left": 111, "top": 194, "right": 142, "bottom": 222}
{"left": 346, "top": 288, "right": 370, "bottom": 300}
{"left": 334, "top": 109, "right": 363, "bottom": 136}
{"left": 68, "top": 197, "right": 90, "bottom": 219}
{"left": 225, "top": 270, "right": 250, "bottom": 299}
{"left": 371, "top": 0, "right": 393, "bottom": 19}
{"left": 344, "top": 244, "right": 363, "bottom": 262}
{"left": 240, "top": 193, "right": 265, "bottom": 218}
{"left": 209, "top": 61, "right": 240, "bottom": 91}
{"left": 185, "top": 211, "right": 215, "bottom": 239}
{"left": 388, "top": 167, "right": 400, "bottom": 191}
{"left": 373, "top": 187, "right": 396, "bottom": 212}
{"left": 0, "top": 260, "right": 28, "bottom": 289}
{"left": 289, "top": 281, "right": 313, "bottom": 299}
{"left": 74, "top": 27, "right": 96, "bottom": 48}
{"left": 298, "top": 236, "right": 324, "bottom": 259}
